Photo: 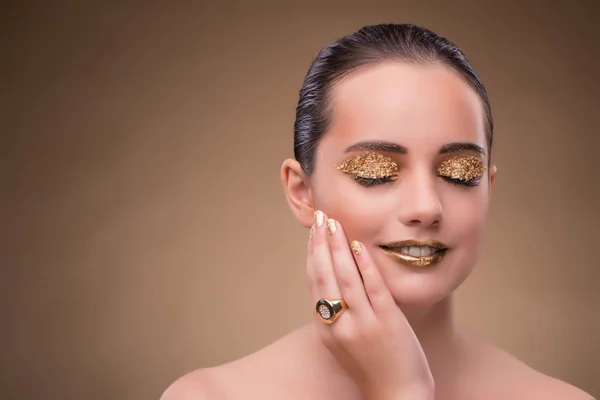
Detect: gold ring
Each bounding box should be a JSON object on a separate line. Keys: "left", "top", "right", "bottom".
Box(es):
{"left": 316, "top": 298, "right": 348, "bottom": 324}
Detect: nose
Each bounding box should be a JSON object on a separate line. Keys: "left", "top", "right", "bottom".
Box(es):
{"left": 397, "top": 172, "right": 443, "bottom": 228}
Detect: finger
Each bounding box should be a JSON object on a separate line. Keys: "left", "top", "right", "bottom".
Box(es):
{"left": 326, "top": 219, "right": 373, "bottom": 319}
{"left": 349, "top": 240, "right": 397, "bottom": 317}
{"left": 308, "top": 211, "right": 341, "bottom": 303}
{"left": 306, "top": 223, "right": 318, "bottom": 303}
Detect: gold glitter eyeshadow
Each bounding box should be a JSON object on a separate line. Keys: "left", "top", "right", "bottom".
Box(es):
{"left": 437, "top": 156, "right": 486, "bottom": 181}
{"left": 336, "top": 151, "right": 399, "bottom": 180}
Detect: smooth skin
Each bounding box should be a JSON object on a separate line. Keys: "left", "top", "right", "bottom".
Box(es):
{"left": 308, "top": 214, "right": 434, "bottom": 400}
{"left": 162, "top": 62, "right": 594, "bottom": 400}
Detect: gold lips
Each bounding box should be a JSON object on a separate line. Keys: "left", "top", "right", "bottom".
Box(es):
{"left": 380, "top": 240, "right": 448, "bottom": 268}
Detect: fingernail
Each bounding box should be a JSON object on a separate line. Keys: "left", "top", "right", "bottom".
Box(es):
{"left": 326, "top": 219, "right": 337, "bottom": 235}
{"left": 314, "top": 210, "right": 324, "bottom": 227}
{"left": 351, "top": 240, "right": 362, "bottom": 255}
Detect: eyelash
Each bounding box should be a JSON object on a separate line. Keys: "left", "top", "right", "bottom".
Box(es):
{"left": 353, "top": 175, "right": 481, "bottom": 188}
{"left": 354, "top": 176, "right": 397, "bottom": 187}
{"left": 438, "top": 175, "right": 481, "bottom": 187}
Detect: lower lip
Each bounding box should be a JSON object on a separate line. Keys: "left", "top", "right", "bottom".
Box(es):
{"left": 380, "top": 248, "right": 447, "bottom": 268}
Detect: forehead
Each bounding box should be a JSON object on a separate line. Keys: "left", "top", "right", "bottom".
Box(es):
{"left": 324, "top": 61, "right": 486, "bottom": 151}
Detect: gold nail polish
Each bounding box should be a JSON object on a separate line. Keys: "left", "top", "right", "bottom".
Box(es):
{"left": 351, "top": 241, "right": 361, "bottom": 255}
{"left": 326, "top": 219, "right": 337, "bottom": 235}
{"left": 314, "top": 210, "right": 324, "bottom": 227}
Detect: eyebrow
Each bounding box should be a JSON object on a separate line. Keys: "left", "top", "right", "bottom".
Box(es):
{"left": 344, "top": 140, "right": 486, "bottom": 156}
{"left": 344, "top": 141, "right": 407, "bottom": 153}
{"left": 439, "top": 142, "right": 486, "bottom": 155}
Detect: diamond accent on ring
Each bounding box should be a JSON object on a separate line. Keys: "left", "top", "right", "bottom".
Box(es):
{"left": 318, "top": 304, "right": 331, "bottom": 319}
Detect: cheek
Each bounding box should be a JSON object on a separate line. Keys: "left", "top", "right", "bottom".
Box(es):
{"left": 444, "top": 188, "right": 489, "bottom": 246}
{"left": 315, "top": 179, "right": 395, "bottom": 239}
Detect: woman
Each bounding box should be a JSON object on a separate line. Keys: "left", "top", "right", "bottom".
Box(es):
{"left": 163, "top": 24, "right": 594, "bottom": 400}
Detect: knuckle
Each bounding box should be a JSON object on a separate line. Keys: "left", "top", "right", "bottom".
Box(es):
{"left": 332, "top": 327, "right": 355, "bottom": 344}
{"left": 367, "top": 282, "right": 386, "bottom": 299}
{"left": 336, "top": 270, "right": 354, "bottom": 291}
{"left": 313, "top": 268, "right": 328, "bottom": 288}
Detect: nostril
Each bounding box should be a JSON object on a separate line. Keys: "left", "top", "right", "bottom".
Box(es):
{"left": 407, "top": 219, "right": 440, "bottom": 227}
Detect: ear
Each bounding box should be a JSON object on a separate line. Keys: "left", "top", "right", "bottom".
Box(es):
{"left": 281, "top": 158, "right": 314, "bottom": 229}
{"left": 488, "top": 164, "right": 497, "bottom": 193}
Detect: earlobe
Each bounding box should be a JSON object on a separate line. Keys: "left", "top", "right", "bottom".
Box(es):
{"left": 280, "top": 159, "right": 315, "bottom": 229}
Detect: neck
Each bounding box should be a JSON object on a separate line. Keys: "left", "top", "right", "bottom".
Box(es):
{"left": 400, "top": 294, "right": 466, "bottom": 387}
{"left": 401, "top": 294, "right": 458, "bottom": 346}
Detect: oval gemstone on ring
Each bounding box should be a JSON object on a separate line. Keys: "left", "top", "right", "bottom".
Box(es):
{"left": 318, "top": 304, "right": 331, "bottom": 319}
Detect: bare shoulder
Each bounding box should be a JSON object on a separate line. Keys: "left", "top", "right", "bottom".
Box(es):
{"left": 160, "top": 325, "right": 325, "bottom": 400}
{"left": 462, "top": 330, "right": 594, "bottom": 400}
{"left": 520, "top": 370, "right": 594, "bottom": 400}
{"left": 160, "top": 367, "right": 223, "bottom": 400}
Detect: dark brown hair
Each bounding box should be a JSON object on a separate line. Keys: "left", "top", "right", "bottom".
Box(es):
{"left": 293, "top": 23, "right": 493, "bottom": 175}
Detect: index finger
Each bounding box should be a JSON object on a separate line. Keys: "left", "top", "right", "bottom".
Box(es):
{"left": 326, "top": 219, "right": 373, "bottom": 319}
{"left": 350, "top": 240, "right": 397, "bottom": 318}
{"left": 306, "top": 211, "right": 342, "bottom": 304}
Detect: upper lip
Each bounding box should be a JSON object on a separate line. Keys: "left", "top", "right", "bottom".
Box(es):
{"left": 379, "top": 240, "right": 448, "bottom": 250}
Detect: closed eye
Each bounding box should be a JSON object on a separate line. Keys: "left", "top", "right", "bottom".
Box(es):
{"left": 438, "top": 175, "right": 481, "bottom": 187}
{"left": 354, "top": 175, "right": 398, "bottom": 187}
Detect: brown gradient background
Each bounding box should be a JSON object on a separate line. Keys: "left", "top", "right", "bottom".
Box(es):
{"left": 2, "top": 1, "right": 599, "bottom": 399}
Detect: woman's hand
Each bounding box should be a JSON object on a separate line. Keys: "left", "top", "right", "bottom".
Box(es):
{"left": 307, "top": 210, "right": 435, "bottom": 400}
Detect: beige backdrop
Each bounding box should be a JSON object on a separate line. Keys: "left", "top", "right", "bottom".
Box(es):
{"left": 2, "top": 1, "right": 599, "bottom": 399}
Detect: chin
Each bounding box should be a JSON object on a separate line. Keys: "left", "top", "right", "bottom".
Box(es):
{"left": 376, "top": 254, "right": 476, "bottom": 307}
{"left": 388, "top": 278, "right": 455, "bottom": 306}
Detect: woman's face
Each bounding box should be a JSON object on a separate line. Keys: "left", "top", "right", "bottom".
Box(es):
{"left": 306, "top": 61, "right": 496, "bottom": 305}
